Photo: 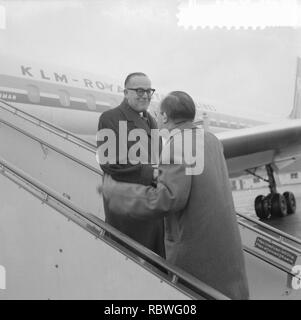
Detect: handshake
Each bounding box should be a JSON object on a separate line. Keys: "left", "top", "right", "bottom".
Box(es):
{"left": 96, "top": 165, "right": 160, "bottom": 195}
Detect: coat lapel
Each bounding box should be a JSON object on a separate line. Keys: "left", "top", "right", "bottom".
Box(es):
{"left": 166, "top": 121, "right": 197, "bottom": 144}
{"left": 119, "top": 100, "right": 152, "bottom": 135}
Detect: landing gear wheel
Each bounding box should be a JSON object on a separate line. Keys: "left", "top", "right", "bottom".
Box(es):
{"left": 271, "top": 193, "right": 287, "bottom": 218}
{"left": 283, "top": 191, "right": 296, "bottom": 214}
{"left": 255, "top": 195, "right": 269, "bottom": 220}
{"left": 262, "top": 193, "right": 273, "bottom": 219}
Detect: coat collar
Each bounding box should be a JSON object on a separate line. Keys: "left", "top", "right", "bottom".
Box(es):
{"left": 119, "top": 99, "right": 152, "bottom": 135}
{"left": 162, "top": 120, "right": 198, "bottom": 147}
{"left": 168, "top": 120, "right": 197, "bottom": 139}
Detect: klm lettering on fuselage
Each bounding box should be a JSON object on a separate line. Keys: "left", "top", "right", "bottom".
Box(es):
{"left": 20, "top": 65, "right": 124, "bottom": 94}
{"left": 0, "top": 91, "right": 17, "bottom": 101}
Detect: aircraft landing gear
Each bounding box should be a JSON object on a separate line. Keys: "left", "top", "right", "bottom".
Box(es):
{"left": 250, "top": 165, "right": 297, "bottom": 220}
{"left": 283, "top": 191, "right": 297, "bottom": 214}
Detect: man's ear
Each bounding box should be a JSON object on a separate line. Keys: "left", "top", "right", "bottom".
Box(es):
{"left": 124, "top": 89, "right": 128, "bottom": 96}
{"left": 162, "top": 112, "right": 168, "bottom": 124}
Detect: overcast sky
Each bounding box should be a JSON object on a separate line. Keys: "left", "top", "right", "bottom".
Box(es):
{"left": 1, "top": 0, "right": 301, "bottom": 120}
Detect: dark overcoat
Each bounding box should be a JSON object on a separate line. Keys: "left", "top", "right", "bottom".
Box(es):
{"left": 97, "top": 100, "right": 165, "bottom": 258}
{"left": 103, "top": 122, "right": 249, "bottom": 299}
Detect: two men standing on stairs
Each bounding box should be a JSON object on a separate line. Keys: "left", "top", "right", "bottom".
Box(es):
{"left": 96, "top": 72, "right": 249, "bottom": 300}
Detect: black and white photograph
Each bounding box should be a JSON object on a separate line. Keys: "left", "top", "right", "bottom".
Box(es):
{"left": 1, "top": 0, "right": 301, "bottom": 302}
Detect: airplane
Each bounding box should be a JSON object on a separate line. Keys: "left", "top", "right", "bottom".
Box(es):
{"left": 0, "top": 55, "right": 300, "bottom": 223}
{"left": 0, "top": 55, "right": 265, "bottom": 137}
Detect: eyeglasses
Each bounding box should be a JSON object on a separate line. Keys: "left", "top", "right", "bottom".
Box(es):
{"left": 126, "top": 88, "right": 156, "bottom": 97}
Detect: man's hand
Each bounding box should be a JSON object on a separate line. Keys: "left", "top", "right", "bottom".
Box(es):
{"left": 153, "top": 168, "right": 159, "bottom": 180}
{"left": 151, "top": 167, "right": 159, "bottom": 187}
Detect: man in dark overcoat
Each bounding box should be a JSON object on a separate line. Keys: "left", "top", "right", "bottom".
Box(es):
{"left": 103, "top": 91, "right": 249, "bottom": 300}
{"left": 97, "top": 72, "right": 165, "bottom": 258}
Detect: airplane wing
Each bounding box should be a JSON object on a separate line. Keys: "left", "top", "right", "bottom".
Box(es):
{"left": 217, "top": 56, "right": 301, "bottom": 179}
{"left": 216, "top": 119, "right": 301, "bottom": 178}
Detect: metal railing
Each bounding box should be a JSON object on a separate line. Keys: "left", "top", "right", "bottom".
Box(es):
{"left": 237, "top": 211, "right": 301, "bottom": 279}
{"left": 0, "top": 117, "right": 102, "bottom": 175}
{"left": 0, "top": 157, "right": 230, "bottom": 300}
{"left": 5, "top": 98, "right": 299, "bottom": 296}
{"left": 0, "top": 99, "right": 97, "bottom": 153}
{"left": 237, "top": 212, "right": 301, "bottom": 248}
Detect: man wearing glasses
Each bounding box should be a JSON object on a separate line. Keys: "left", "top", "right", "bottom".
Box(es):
{"left": 96, "top": 72, "right": 165, "bottom": 258}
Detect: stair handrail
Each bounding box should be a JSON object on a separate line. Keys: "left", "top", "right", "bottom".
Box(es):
{"left": 0, "top": 157, "right": 230, "bottom": 300}
{"left": 0, "top": 99, "right": 96, "bottom": 153}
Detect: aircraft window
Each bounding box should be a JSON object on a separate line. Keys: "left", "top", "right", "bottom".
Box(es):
{"left": 26, "top": 85, "right": 40, "bottom": 103}
{"left": 291, "top": 172, "right": 298, "bottom": 179}
{"left": 86, "top": 94, "right": 96, "bottom": 110}
{"left": 253, "top": 177, "right": 260, "bottom": 183}
{"left": 59, "top": 90, "right": 70, "bottom": 107}
{"left": 220, "top": 120, "right": 228, "bottom": 127}
{"left": 210, "top": 118, "right": 217, "bottom": 125}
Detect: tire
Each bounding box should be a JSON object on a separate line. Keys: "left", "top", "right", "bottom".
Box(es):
{"left": 262, "top": 193, "right": 273, "bottom": 219}
{"left": 271, "top": 193, "right": 287, "bottom": 218}
{"left": 283, "top": 191, "right": 296, "bottom": 214}
{"left": 255, "top": 195, "right": 269, "bottom": 220}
